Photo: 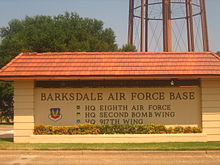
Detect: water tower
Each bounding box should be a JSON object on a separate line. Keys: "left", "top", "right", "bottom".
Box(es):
{"left": 128, "top": 0, "right": 209, "bottom": 52}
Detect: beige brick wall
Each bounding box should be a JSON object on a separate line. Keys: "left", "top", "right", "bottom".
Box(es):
{"left": 12, "top": 79, "right": 220, "bottom": 143}
{"left": 14, "top": 80, "right": 34, "bottom": 143}
{"left": 201, "top": 79, "right": 220, "bottom": 141}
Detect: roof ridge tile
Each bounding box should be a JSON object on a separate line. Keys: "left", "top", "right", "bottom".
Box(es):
{"left": 210, "top": 52, "right": 220, "bottom": 61}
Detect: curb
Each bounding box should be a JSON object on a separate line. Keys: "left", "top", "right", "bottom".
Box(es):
{"left": 0, "top": 150, "right": 219, "bottom": 155}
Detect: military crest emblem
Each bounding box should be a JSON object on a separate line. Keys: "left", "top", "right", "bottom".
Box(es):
{"left": 48, "top": 108, "right": 62, "bottom": 121}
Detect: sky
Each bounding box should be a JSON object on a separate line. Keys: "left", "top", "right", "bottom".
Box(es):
{"left": 0, "top": 0, "right": 219, "bottom": 52}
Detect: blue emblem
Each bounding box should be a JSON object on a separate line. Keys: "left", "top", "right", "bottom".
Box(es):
{"left": 48, "top": 108, "right": 62, "bottom": 121}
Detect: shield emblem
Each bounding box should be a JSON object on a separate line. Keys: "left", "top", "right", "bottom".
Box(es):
{"left": 48, "top": 108, "right": 62, "bottom": 121}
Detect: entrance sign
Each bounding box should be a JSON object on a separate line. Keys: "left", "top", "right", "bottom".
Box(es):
{"left": 1, "top": 51, "right": 219, "bottom": 143}
{"left": 35, "top": 87, "right": 201, "bottom": 126}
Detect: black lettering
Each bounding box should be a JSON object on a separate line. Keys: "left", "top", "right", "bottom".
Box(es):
{"left": 97, "top": 93, "right": 103, "bottom": 100}
{"left": 189, "top": 92, "right": 195, "bottom": 100}
{"left": 69, "top": 93, "right": 74, "bottom": 100}
{"left": 61, "top": 93, "right": 68, "bottom": 101}
{"left": 170, "top": 92, "right": 175, "bottom": 100}
{"left": 123, "top": 119, "right": 143, "bottom": 124}
{"left": 182, "top": 92, "right": 188, "bottom": 100}
{"left": 154, "top": 112, "right": 175, "bottom": 118}
{"left": 170, "top": 92, "right": 196, "bottom": 100}
{"left": 131, "top": 93, "right": 137, "bottom": 100}
{"left": 119, "top": 93, "right": 126, "bottom": 100}
{"left": 149, "top": 104, "right": 171, "bottom": 110}
{"left": 41, "top": 93, "right": 46, "bottom": 101}
{"left": 108, "top": 93, "right": 114, "bottom": 100}
{"left": 176, "top": 93, "right": 182, "bottom": 100}
{"left": 83, "top": 93, "right": 89, "bottom": 101}
{"left": 100, "top": 112, "right": 129, "bottom": 118}
{"left": 47, "top": 93, "right": 54, "bottom": 101}
{"left": 85, "top": 112, "right": 96, "bottom": 118}
{"left": 76, "top": 93, "right": 83, "bottom": 101}
{"left": 159, "top": 92, "right": 165, "bottom": 100}
{"left": 137, "top": 93, "right": 145, "bottom": 100}
{"left": 145, "top": 92, "right": 151, "bottom": 100}
{"left": 54, "top": 93, "right": 61, "bottom": 101}
{"left": 85, "top": 119, "right": 96, "bottom": 124}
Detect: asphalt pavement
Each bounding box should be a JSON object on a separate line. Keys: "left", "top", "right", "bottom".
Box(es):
{"left": 0, "top": 125, "right": 13, "bottom": 138}
{"left": 0, "top": 125, "right": 220, "bottom": 164}
{"left": 0, "top": 150, "right": 220, "bottom": 165}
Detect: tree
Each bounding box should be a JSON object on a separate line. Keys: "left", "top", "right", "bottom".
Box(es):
{"left": 119, "top": 44, "right": 137, "bottom": 52}
{"left": 0, "top": 12, "right": 119, "bottom": 123}
{"left": 0, "top": 12, "right": 118, "bottom": 67}
{"left": 0, "top": 81, "right": 13, "bottom": 123}
{"left": 216, "top": 52, "right": 220, "bottom": 56}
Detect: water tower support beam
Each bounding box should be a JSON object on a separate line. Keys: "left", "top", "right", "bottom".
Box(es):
{"left": 163, "top": 0, "right": 172, "bottom": 52}
{"left": 189, "top": 0, "right": 195, "bottom": 51}
{"left": 145, "top": 0, "right": 149, "bottom": 52}
{"left": 128, "top": 0, "right": 134, "bottom": 45}
{"left": 186, "top": 0, "right": 192, "bottom": 51}
{"left": 200, "top": 0, "right": 209, "bottom": 51}
{"left": 140, "top": 0, "right": 145, "bottom": 52}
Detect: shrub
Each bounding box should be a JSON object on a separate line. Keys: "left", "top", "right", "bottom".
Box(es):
{"left": 34, "top": 125, "right": 53, "bottom": 135}
{"left": 173, "top": 126, "right": 184, "bottom": 133}
{"left": 183, "top": 126, "right": 193, "bottom": 133}
{"left": 0, "top": 109, "right": 13, "bottom": 123}
{"left": 166, "top": 127, "right": 174, "bottom": 134}
{"left": 33, "top": 124, "right": 202, "bottom": 135}
{"left": 192, "top": 127, "right": 202, "bottom": 133}
{"left": 154, "top": 124, "right": 167, "bottom": 134}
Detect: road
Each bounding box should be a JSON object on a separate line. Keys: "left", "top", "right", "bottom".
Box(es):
{"left": 0, "top": 125, "right": 13, "bottom": 138}
{"left": 0, "top": 126, "right": 220, "bottom": 164}
{"left": 0, "top": 150, "right": 219, "bottom": 165}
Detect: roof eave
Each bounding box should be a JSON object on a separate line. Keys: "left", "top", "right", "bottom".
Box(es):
{"left": 1, "top": 74, "right": 220, "bottom": 81}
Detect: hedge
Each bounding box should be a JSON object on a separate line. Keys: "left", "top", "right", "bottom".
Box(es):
{"left": 34, "top": 124, "right": 202, "bottom": 135}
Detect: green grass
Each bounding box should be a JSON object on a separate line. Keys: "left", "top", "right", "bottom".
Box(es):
{"left": 0, "top": 138, "right": 220, "bottom": 150}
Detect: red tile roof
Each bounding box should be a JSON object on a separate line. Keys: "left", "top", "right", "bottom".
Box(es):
{"left": 0, "top": 52, "right": 220, "bottom": 79}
